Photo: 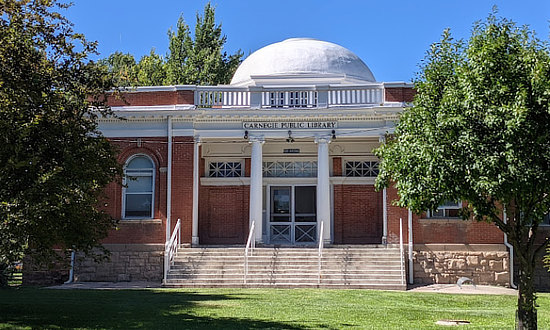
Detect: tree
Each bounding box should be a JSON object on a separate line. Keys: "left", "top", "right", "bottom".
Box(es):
{"left": 136, "top": 49, "right": 167, "bottom": 86}
{"left": 375, "top": 14, "right": 550, "bottom": 330}
{"left": 100, "top": 51, "right": 138, "bottom": 87}
{"left": 0, "top": 0, "right": 121, "bottom": 286}
{"left": 164, "top": 14, "right": 193, "bottom": 85}
{"left": 104, "top": 2, "right": 243, "bottom": 86}
{"left": 175, "top": 3, "right": 243, "bottom": 85}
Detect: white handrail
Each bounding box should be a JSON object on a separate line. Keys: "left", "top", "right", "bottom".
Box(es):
{"left": 399, "top": 217, "right": 405, "bottom": 286}
{"left": 244, "top": 221, "right": 255, "bottom": 285}
{"left": 163, "top": 218, "right": 181, "bottom": 282}
{"left": 317, "top": 221, "right": 324, "bottom": 285}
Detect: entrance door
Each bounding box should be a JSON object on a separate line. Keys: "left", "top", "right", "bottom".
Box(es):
{"left": 269, "top": 186, "right": 317, "bottom": 245}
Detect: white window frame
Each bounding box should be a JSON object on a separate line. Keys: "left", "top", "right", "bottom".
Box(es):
{"left": 122, "top": 154, "right": 155, "bottom": 219}
{"left": 427, "top": 201, "right": 462, "bottom": 219}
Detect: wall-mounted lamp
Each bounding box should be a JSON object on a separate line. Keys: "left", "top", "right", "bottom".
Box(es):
{"left": 286, "top": 130, "right": 295, "bottom": 143}
{"left": 244, "top": 130, "right": 249, "bottom": 139}
{"left": 331, "top": 130, "right": 336, "bottom": 140}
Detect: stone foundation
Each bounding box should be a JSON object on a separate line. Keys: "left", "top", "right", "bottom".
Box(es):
{"left": 22, "top": 254, "right": 70, "bottom": 286}
{"left": 412, "top": 244, "right": 510, "bottom": 286}
{"left": 75, "top": 244, "right": 164, "bottom": 282}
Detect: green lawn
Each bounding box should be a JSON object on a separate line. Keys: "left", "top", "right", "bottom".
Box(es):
{"left": 0, "top": 288, "right": 548, "bottom": 329}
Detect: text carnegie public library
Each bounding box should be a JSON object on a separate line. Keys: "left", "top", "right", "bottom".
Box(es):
{"left": 242, "top": 121, "right": 337, "bottom": 130}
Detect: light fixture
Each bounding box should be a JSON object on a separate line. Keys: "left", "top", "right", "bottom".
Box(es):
{"left": 244, "top": 130, "right": 248, "bottom": 139}
{"left": 331, "top": 130, "right": 336, "bottom": 140}
{"left": 286, "top": 130, "right": 294, "bottom": 143}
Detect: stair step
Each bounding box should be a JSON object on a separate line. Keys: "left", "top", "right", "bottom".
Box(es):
{"left": 164, "top": 246, "right": 406, "bottom": 290}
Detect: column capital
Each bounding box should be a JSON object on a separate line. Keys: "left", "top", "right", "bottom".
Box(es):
{"left": 314, "top": 136, "right": 331, "bottom": 144}
{"left": 378, "top": 134, "right": 386, "bottom": 143}
{"left": 194, "top": 135, "right": 201, "bottom": 145}
{"left": 249, "top": 136, "right": 265, "bottom": 144}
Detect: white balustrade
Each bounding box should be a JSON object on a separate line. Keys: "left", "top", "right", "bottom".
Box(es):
{"left": 195, "top": 85, "right": 384, "bottom": 108}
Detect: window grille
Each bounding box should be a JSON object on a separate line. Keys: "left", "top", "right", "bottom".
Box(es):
{"left": 263, "top": 161, "right": 317, "bottom": 177}
{"left": 208, "top": 161, "right": 243, "bottom": 177}
{"left": 344, "top": 161, "right": 379, "bottom": 177}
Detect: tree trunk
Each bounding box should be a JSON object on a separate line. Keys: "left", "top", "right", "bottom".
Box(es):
{"left": 516, "top": 259, "right": 537, "bottom": 329}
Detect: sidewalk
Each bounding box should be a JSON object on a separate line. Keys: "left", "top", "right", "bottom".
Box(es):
{"left": 409, "top": 283, "right": 517, "bottom": 295}
{"left": 47, "top": 281, "right": 517, "bottom": 295}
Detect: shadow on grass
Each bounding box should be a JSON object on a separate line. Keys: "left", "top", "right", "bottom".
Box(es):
{"left": 0, "top": 288, "right": 306, "bottom": 329}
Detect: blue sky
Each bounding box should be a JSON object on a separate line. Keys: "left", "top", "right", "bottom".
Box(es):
{"left": 65, "top": 0, "right": 549, "bottom": 82}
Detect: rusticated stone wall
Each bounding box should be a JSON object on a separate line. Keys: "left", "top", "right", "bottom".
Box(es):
{"left": 412, "top": 244, "right": 510, "bottom": 286}
{"left": 74, "top": 244, "right": 163, "bottom": 282}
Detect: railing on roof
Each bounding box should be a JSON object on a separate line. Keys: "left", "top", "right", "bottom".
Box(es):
{"left": 195, "top": 85, "right": 384, "bottom": 109}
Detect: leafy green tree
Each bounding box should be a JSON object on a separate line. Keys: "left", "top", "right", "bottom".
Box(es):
{"left": 100, "top": 51, "right": 138, "bottom": 87}
{"left": 136, "top": 49, "right": 167, "bottom": 86}
{"left": 164, "top": 14, "right": 193, "bottom": 85}
{"left": 0, "top": 0, "right": 121, "bottom": 286}
{"left": 375, "top": 13, "right": 550, "bottom": 329}
{"left": 105, "top": 2, "right": 242, "bottom": 86}
{"left": 178, "top": 3, "right": 243, "bottom": 85}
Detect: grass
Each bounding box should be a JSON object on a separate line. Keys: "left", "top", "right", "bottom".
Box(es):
{"left": 0, "top": 288, "right": 548, "bottom": 329}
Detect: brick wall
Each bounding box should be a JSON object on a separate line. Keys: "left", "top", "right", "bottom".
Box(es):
{"left": 171, "top": 137, "right": 195, "bottom": 244}
{"left": 106, "top": 90, "right": 194, "bottom": 107}
{"left": 101, "top": 136, "right": 194, "bottom": 245}
{"left": 333, "top": 185, "right": 382, "bottom": 244}
{"left": 198, "top": 185, "right": 249, "bottom": 244}
{"left": 384, "top": 87, "right": 415, "bottom": 103}
{"left": 386, "top": 186, "right": 504, "bottom": 244}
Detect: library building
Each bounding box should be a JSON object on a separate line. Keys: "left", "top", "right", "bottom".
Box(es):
{"left": 30, "top": 38, "right": 550, "bottom": 289}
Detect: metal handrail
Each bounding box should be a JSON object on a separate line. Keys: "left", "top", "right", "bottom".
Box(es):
{"left": 317, "top": 221, "right": 324, "bottom": 285}
{"left": 399, "top": 217, "right": 405, "bottom": 286}
{"left": 163, "top": 218, "right": 181, "bottom": 282}
{"left": 244, "top": 221, "right": 255, "bottom": 284}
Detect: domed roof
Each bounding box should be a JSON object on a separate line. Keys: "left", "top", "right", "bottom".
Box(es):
{"left": 230, "top": 38, "right": 376, "bottom": 86}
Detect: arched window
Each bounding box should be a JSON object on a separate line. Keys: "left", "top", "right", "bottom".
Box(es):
{"left": 123, "top": 155, "right": 155, "bottom": 219}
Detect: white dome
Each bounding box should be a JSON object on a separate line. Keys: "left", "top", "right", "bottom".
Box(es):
{"left": 230, "top": 38, "right": 376, "bottom": 86}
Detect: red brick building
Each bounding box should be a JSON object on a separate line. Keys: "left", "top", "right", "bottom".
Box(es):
{"left": 74, "top": 38, "right": 547, "bottom": 288}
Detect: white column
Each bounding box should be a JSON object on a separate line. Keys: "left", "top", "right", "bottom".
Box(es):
{"left": 382, "top": 188, "right": 388, "bottom": 244}
{"left": 249, "top": 137, "right": 264, "bottom": 243}
{"left": 315, "top": 137, "right": 331, "bottom": 243}
{"left": 166, "top": 116, "right": 173, "bottom": 243}
{"left": 379, "top": 134, "right": 388, "bottom": 244}
{"left": 191, "top": 136, "right": 201, "bottom": 245}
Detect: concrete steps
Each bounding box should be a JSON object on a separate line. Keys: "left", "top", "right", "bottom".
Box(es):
{"left": 163, "top": 246, "right": 406, "bottom": 290}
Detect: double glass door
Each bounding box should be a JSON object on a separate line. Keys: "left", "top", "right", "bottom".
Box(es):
{"left": 269, "top": 186, "right": 317, "bottom": 244}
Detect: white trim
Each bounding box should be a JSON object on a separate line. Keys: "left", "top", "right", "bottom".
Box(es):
{"left": 122, "top": 154, "right": 155, "bottom": 220}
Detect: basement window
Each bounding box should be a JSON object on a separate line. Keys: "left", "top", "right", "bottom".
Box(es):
{"left": 427, "top": 201, "right": 462, "bottom": 218}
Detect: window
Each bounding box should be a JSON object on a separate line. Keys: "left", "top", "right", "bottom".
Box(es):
{"left": 427, "top": 201, "right": 461, "bottom": 218}
{"left": 123, "top": 155, "right": 154, "bottom": 219}
{"left": 263, "top": 161, "right": 317, "bottom": 177}
{"left": 344, "top": 160, "right": 379, "bottom": 177}
{"left": 542, "top": 213, "right": 550, "bottom": 226}
{"left": 208, "top": 161, "right": 243, "bottom": 177}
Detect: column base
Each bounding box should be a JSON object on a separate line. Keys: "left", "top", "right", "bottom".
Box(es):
{"left": 191, "top": 236, "right": 199, "bottom": 246}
